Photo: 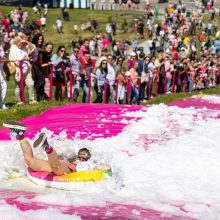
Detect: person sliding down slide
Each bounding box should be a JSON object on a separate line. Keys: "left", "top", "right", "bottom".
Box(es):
{"left": 3, "top": 121, "right": 111, "bottom": 176}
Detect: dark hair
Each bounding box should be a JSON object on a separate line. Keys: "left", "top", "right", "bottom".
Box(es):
{"left": 116, "top": 56, "right": 124, "bottom": 65}
{"left": 78, "top": 148, "right": 91, "bottom": 161}
{"left": 56, "top": 45, "right": 66, "bottom": 54}
{"left": 32, "top": 33, "right": 44, "bottom": 48}
{"left": 139, "top": 52, "right": 145, "bottom": 59}
{"left": 83, "top": 51, "right": 90, "bottom": 55}
{"left": 44, "top": 42, "right": 53, "bottom": 48}
{"left": 72, "top": 45, "right": 80, "bottom": 50}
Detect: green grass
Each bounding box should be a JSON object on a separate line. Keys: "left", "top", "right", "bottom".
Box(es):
{"left": 0, "top": 6, "right": 144, "bottom": 51}
{"left": 1, "top": 6, "right": 220, "bottom": 126}
{"left": 1, "top": 84, "right": 220, "bottom": 127}
{"left": 145, "top": 85, "right": 220, "bottom": 105}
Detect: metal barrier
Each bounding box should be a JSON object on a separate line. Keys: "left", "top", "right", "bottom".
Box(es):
{"left": 1, "top": 59, "right": 220, "bottom": 105}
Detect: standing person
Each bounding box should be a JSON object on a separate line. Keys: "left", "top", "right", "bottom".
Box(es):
{"left": 32, "top": 33, "right": 46, "bottom": 102}
{"left": 69, "top": 46, "right": 82, "bottom": 102}
{"left": 9, "top": 36, "right": 36, "bottom": 104}
{"left": 80, "top": 51, "right": 96, "bottom": 103}
{"left": 51, "top": 45, "right": 69, "bottom": 101}
{"left": 129, "top": 61, "right": 139, "bottom": 104}
{"left": 56, "top": 17, "right": 63, "bottom": 34}
{"left": 78, "top": 39, "right": 90, "bottom": 59}
{"left": 148, "top": 56, "right": 156, "bottom": 99}
{"left": 106, "top": 54, "right": 116, "bottom": 103}
{"left": 40, "top": 15, "right": 47, "bottom": 32}
{"left": 164, "top": 55, "right": 171, "bottom": 93}
{"left": 111, "top": 20, "right": 116, "bottom": 36}
{"left": 114, "top": 56, "right": 124, "bottom": 74}
{"left": 95, "top": 56, "right": 109, "bottom": 103}
{"left": 38, "top": 42, "right": 53, "bottom": 100}
{"left": 116, "top": 67, "right": 126, "bottom": 104}
{"left": 140, "top": 56, "right": 150, "bottom": 102}
{"left": 137, "top": 19, "right": 144, "bottom": 39}
{"left": 0, "top": 44, "right": 7, "bottom": 109}
{"left": 128, "top": 52, "right": 137, "bottom": 70}
{"left": 106, "top": 23, "right": 112, "bottom": 43}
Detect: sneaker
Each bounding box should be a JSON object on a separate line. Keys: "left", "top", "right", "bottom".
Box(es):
{"left": 33, "top": 133, "right": 48, "bottom": 150}
{"left": 17, "top": 102, "right": 24, "bottom": 105}
{"left": 29, "top": 100, "right": 38, "bottom": 104}
{"left": 3, "top": 121, "right": 27, "bottom": 137}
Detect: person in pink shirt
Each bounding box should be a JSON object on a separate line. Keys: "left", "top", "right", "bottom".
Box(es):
{"left": 129, "top": 61, "right": 140, "bottom": 104}
{"left": 164, "top": 55, "right": 171, "bottom": 93}
{"left": 78, "top": 39, "right": 90, "bottom": 59}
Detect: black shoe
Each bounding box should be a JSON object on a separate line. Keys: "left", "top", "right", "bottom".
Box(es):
{"left": 3, "top": 121, "right": 27, "bottom": 137}
{"left": 33, "top": 133, "right": 48, "bottom": 150}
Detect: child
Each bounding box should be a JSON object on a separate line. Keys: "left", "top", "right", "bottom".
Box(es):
{"left": 71, "top": 148, "right": 111, "bottom": 171}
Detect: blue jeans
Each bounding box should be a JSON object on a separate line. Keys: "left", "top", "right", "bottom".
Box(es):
{"left": 139, "top": 82, "right": 146, "bottom": 101}
{"left": 166, "top": 78, "right": 171, "bottom": 92}
{"left": 81, "top": 80, "right": 89, "bottom": 103}
{"left": 187, "top": 76, "right": 193, "bottom": 92}
{"left": 130, "top": 85, "right": 139, "bottom": 104}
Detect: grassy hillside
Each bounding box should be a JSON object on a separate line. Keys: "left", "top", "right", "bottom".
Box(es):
{"left": 0, "top": 6, "right": 220, "bottom": 125}
{"left": 1, "top": 6, "right": 144, "bottom": 50}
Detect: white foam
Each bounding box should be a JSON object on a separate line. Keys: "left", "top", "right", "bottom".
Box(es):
{"left": 0, "top": 102, "right": 220, "bottom": 219}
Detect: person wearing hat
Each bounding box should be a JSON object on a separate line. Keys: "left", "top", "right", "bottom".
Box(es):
{"left": 128, "top": 51, "right": 137, "bottom": 70}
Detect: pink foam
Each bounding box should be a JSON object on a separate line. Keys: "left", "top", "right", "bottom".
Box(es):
{"left": 168, "top": 97, "right": 220, "bottom": 110}
{"left": 0, "top": 104, "right": 142, "bottom": 140}
{"left": 0, "top": 189, "right": 194, "bottom": 220}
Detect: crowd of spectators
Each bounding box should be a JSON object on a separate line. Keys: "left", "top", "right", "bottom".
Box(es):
{"left": 0, "top": 0, "right": 220, "bottom": 109}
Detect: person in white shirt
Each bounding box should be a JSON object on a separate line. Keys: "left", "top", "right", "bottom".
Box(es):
{"left": 40, "top": 16, "right": 47, "bottom": 32}
{"left": 56, "top": 18, "right": 63, "bottom": 34}
{"left": 105, "top": 23, "right": 112, "bottom": 42}
{"left": 9, "top": 36, "right": 36, "bottom": 104}
{"left": 0, "top": 44, "right": 7, "bottom": 109}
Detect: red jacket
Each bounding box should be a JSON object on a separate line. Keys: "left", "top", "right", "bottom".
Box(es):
{"left": 79, "top": 57, "right": 96, "bottom": 74}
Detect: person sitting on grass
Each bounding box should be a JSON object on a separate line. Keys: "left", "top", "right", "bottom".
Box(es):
{"left": 3, "top": 121, "right": 111, "bottom": 176}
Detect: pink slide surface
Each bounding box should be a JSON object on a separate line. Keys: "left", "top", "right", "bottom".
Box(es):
{"left": 1, "top": 96, "right": 219, "bottom": 219}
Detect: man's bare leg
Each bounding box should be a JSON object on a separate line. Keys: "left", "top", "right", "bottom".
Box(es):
{"left": 34, "top": 133, "right": 72, "bottom": 175}
{"left": 3, "top": 121, "right": 52, "bottom": 172}
{"left": 20, "top": 139, "right": 52, "bottom": 172}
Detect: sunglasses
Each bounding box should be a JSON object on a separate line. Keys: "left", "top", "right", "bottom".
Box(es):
{"left": 78, "top": 153, "right": 89, "bottom": 161}
{"left": 102, "top": 62, "right": 107, "bottom": 64}
{"left": 78, "top": 156, "right": 88, "bottom": 161}
{"left": 74, "top": 50, "right": 79, "bottom": 53}
{"left": 60, "top": 49, "right": 66, "bottom": 52}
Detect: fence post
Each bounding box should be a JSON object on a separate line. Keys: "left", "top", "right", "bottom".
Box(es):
{"left": 172, "top": 71, "right": 176, "bottom": 93}
{"left": 103, "top": 80, "right": 107, "bottom": 104}
{"left": 147, "top": 75, "right": 151, "bottom": 100}
{"left": 49, "top": 64, "right": 53, "bottom": 101}
{"left": 183, "top": 76, "right": 187, "bottom": 92}
{"left": 69, "top": 70, "right": 73, "bottom": 102}
{"left": 88, "top": 75, "right": 91, "bottom": 104}
{"left": 155, "top": 74, "right": 158, "bottom": 97}
{"left": 126, "top": 77, "right": 131, "bottom": 104}
{"left": 19, "top": 61, "right": 25, "bottom": 104}
{"left": 164, "top": 73, "right": 167, "bottom": 94}
{"left": 115, "top": 79, "right": 118, "bottom": 104}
